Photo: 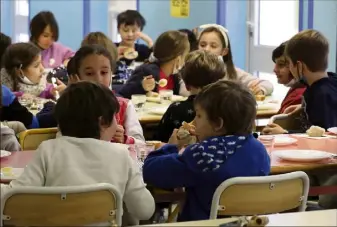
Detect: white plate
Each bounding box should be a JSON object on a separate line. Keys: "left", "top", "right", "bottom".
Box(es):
{"left": 274, "top": 137, "right": 298, "bottom": 146}
{"left": 274, "top": 149, "right": 333, "bottom": 162}
{"left": 148, "top": 107, "right": 168, "bottom": 115}
{"left": 0, "top": 167, "right": 24, "bottom": 180}
{"left": 257, "top": 103, "right": 279, "bottom": 110}
{"left": 292, "top": 133, "right": 335, "bottom": 139}
{"left": 328, "top": 127, "right": 337, "bottom": 135}
{"left": 146, "top": 95, "right": 186, "bottom": 103}
{"left": 0, "top": 150, "right": 11, "bottom": 158}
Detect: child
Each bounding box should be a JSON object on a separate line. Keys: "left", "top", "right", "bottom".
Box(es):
{"left": 1, "top": 82, "right": 155, "bottom": 224}
{"left": 119, "top": 30, "right": 190, "bottom": 99}
{"left": 0, "top": 42, "right": 63, "bottom": 99}
{"left": 67, "top": 45, "right": 145, "bottom": 144}
{"left": 115, "top": 10, "right": 153, "bottom": 84}
{"left": 198, "top": 24, "right": 274, "bottom": 95}
{"left": 143, "top": 80, "right": 271, "bottom": 221}
{"left": 263, "top": 29, "right": 337, "bottom": 134}
{"left": 155, "top": 50, "right": 225, "bottom": 142}
{"left": 272, "top": 42, "right": 306, "bottom": 114}
{"left": 0, "top": 32, "right": 11, "bottom": 65}
{"left": 1, "top": 122, "right": 21, "bottom": 151}
{"left": 30, "top": 11, "right": 74, "bottom": 68}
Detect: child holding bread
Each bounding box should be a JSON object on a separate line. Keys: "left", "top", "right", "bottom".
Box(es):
{"left": 155, "top": 50, "right": 225, "bottom": 142}
{"left": 143, "top": 80, "right": 270, "bottom": 221}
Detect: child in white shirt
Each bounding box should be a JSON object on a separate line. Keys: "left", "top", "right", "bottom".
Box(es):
{"left": 1, "top": 82, "right": 155, "bottom": 224}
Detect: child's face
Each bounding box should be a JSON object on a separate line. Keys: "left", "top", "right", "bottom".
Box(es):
{"left": 22, "top": 55, "right": 44, "bottom": 84}
{"left": 78, "top": 54, "right": 112, "bottom": 88}
{"left": 193, "top": 104, "right": 223, "bottom": 141}
{"left": 37, "top": 25, "right": 55, "bottom": 49}
{"left": 119, "top": 23, "right": 141, "bottom": 45}
{"left": 198, "top": 32, "right": 228, "bottom": 57}
{"left": 100, "top": 116, "right": 118, "bottom": 141}
{"left": 273, "top": 56, "right": 292, "bottom": 84}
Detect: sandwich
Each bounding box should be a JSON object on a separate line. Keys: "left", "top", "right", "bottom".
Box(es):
{"left": 177, "top": 121, "right": 197, "bottom": 145}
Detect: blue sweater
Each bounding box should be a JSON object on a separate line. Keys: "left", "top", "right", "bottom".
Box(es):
{"left": 143, "top": 134, "right": 270, "bottom": 221}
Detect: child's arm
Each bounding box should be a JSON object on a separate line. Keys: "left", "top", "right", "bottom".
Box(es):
{"left": 155, "top": 104, "right": 179, "bottom": 142}
{"left": 138, "top": 32, "right": 153, "bottom": 48}
{"left": 124, "top": 155, "right": 155, "bottom": 220}
{"left": 39, "top": 83, "right": 54, "bottom": 99}
{"left": 124, "top": 101, "right": 145, "bottom": 144}
{"left": 61, "top": 44, "right": 75, "bottom": 66}
{"left": 142, "top": 144, "right": 198, "bottom": 189}
{"left": 236, "top": 68, "right": 274, "bottom": 95}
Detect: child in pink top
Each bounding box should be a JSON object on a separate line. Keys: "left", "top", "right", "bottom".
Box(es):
{"left": 0, "top": 43, "right": 62, "bottom": 99}
{"left": 30, "top": 11, "right": 74, "bottom": 68}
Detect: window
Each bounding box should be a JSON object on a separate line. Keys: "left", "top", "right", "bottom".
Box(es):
{"left": 15, "top": 0, "right": 29, "bottom": 16}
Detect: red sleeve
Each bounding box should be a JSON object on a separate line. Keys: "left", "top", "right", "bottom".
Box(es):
{"left": 278, "top": 87, "right": 306, "bottom": 114}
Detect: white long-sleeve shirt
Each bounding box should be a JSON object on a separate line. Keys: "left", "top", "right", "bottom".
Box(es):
{"left": 124, "top": 100, "right": 145, "bottom": 144}
{"left": 1, "top": 136, "right": 155, "bottom": 222}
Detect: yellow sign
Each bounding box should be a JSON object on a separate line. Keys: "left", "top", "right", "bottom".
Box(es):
{"left": 170, "top": 0, "right": 190, "bottom": 18}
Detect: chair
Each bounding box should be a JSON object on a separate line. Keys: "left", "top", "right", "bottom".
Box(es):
{"left": 209, "top": 171, "right": 309, "bottom": 219}
{"left": 1, "top": 183, "right": 122, "bottom": 226}
{"left": 269, "top": 109, "right": 304, "bottom": 131}
{"left": 18, "top": 128, "right": 58, "bottom": 150}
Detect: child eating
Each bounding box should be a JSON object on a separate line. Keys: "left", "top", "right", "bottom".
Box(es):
{"left": 143, "top": 80, "right": 271, "bottom": 221}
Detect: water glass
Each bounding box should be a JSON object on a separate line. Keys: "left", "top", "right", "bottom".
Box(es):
{"left": 259, "top": 135, "right": 275, "bottom": 155}
{"left": 131, "top": 94, "right": 147, "bottom": 111}
{"left": 159, "top": 90, "right": 173, "bottom": 104}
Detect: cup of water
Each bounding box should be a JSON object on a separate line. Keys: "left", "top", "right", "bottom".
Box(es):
{"left": 159, "top": 90, "right": 173, "bottom": 104}
{"left": 259, "top": 135, "right": 275, "bottom": 155}
{"left": 131, "top": 94, "right": 147, "bottom": 111}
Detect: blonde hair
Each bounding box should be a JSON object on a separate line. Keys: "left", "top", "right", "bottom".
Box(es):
{"left": 285, "top": 29, "right": 329, "bottom": 72}
{"left": 81, "top": 32, "right": 118, "bottom": 66}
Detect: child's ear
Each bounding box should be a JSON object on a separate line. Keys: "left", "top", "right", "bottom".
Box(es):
{"left": 221, "top": 48, "right": 229, "bottom": 57}
{"left": 213, "top": 118, "right": 224, "bottom": 132}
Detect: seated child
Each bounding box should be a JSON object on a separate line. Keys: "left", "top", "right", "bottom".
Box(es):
{"left": 263, "top": 29, "right": 337, "bottom": 135}
{"left": 272, "top": 41, "right": 306, "bottom": 114}
{"left": 29, "top": 11, "right": 74, "bottom": 68}
{"left": 119, "top": 30, "right": 190, "bottom": 98}
{"left": 198, "top": 24, "right": 274, "bottom": 95}
{"left": 143, "top": 80, "right": 271, "bottom": 221}
{"left": 1, "top": 82, "right": 155, "bottom": 224}
{"left": 0, "top": 122, "right": 21, "bottom": 151}
{"left": 67, "top": 45, "right": 145, "bottom": 144}
{"left": 155, "top": 50, "right": 226, "bottom": 142}
{"left": 0, "top": 42, "right": 64, "bottom": 99}
{"left": 115, "top": 10, "right": 153, "bottom": 83}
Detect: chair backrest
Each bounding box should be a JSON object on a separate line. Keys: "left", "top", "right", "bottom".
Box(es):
{"left": 270, "top": 109, "right": 303, "bottom": 131}
{"left": 19, "top": 128, "right": 58, "bottom": 150}
{"left": 1, "top": 183, "right": 122, "bottom": 226}
{"left": 210, "top": 171, "right": 309, "bottom": 219}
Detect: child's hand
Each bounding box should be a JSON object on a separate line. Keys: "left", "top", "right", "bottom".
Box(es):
{"left": 136, "top": 32, "right": 153, "bottom": 47}
{"left": 283, "top": 104, "right": 301, "bottom": 115}
{"left": 262, "top": 123, "right": 288, "bottom": 135}
{"left": 50, "top": 78, "right": 66, "bottom": 96}
{"left": 114, "top": 125, "right": 125, "bottom": 143}
{"left": 142, "top": 75, "right": 156, "bottom": 92}
{"left": 68, "top": 74, "right": 81, "bottom": 85}
{"left": 248, "top": 80, "right": 264, "bottom": 95}
{"left": 168, "top": 129, "right": 179, "bottom": 145}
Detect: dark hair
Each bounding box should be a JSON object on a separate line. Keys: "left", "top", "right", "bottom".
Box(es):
{"left": 179, "top": 29, "right": 198, "bottom": 51}
{"left": 285, "top": 29, "right": 329, "bottom": 72}
{"left": 198, "top": 27, "right": 237, "bottom": 80}
{"left": 0, "top": 33, "right": 12, "bottom": 66}
{"left": 67, "top": 44, "right": 115, "bottom": 77}
{"left": 2, "top": 42, "right": 41, "bottom": 91}
{"left": 181, "top": 50, "right": 225, "bottom": 88}
{"left": 54, "top": 81, "right": 120, "bottom": 139}
{"left": 117, "top": 10, "right": 146, "bottom": 30}
{"left": 152, "top": 30, "right": 189, "bottom": 64}
{"left": 81, "top": 32, "right": 118, "bottom": 66}
{"left": 195, "top": 80, "right": 256, "bottom": 135}
{"left": 30, "top": 11, "right": 59, "bottom": 42}
{"left": 272, "top": 41, "right": 288, "bottom": 63}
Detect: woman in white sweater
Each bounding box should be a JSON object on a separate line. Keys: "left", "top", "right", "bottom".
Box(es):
{"left": 198, "top": 24, "right": 274, "bottom": 95}
{"left": 1, "top": 82, "right": 155, "bottom": 225}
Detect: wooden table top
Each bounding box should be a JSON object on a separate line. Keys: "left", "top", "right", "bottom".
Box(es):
{"left": 147, "top": 209, "right": 337, "bottom": 226}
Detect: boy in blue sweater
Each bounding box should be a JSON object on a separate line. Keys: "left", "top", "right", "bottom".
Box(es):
{"left": 143, "top": 80, "right": 271, "bottom": 221}
{"left": 263, "top": 29, "right": 337, "bottom": 134}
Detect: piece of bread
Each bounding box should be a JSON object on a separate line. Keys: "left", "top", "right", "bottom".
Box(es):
{"left": 306, "top": 125, "right": 325, "bottom": 137}
{"left": 177, "top": 121, "right": 197, "bottom": 145}
{"left": 146, "top": 91, "right": 159, "bottom": 97}
{"left": 158, "top": 78, "right": 168, "bottom": 87}
{"left": 255, "top": 94, "right": 266, "bottom": 101}
{"left": 124, "top": 48, "right": 139, "bottom": 60}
